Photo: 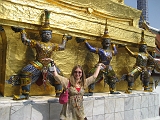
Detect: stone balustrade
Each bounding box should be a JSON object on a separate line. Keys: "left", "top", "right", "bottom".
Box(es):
{"left": 0, "top": 91, "right": 159, "bottom": 120}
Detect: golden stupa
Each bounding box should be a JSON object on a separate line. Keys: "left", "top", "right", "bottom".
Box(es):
{"left": 0, "top": 0, "right": 155, "bottom": 97}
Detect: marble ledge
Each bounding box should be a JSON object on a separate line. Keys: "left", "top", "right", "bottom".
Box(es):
{"left": 0, "top": 91, "right": 159, "bottom": 120}
{"left": 0, "top": 91, "right": 159, "bottom": 104}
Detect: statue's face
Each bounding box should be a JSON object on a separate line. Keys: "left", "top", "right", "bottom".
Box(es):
{"left": 139, "top": 44, "right": 147, "bottom": 52}
{"left": 41, "top": 30, "right": 52, "bottom": 42}
{"left": 101, "top": 38, "right": 111, "bottom": 48}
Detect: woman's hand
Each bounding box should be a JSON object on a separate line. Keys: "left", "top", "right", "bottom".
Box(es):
{"left": 96, "top": 63, "right": 106, "bottom": 69}
{"left": 93, "top": 63, "right": 106, "bottom": 78}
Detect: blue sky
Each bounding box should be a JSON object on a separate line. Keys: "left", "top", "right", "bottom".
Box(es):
{"left": 124, "top": 0, "right": 160, "bottom": 29}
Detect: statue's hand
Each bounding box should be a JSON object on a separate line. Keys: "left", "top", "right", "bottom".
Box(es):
{"left": 11, "top": 26, "right": 24, "bottom": 33}
{"left": 67, "top": 35, "right": 72, "bottom": 41}
{"left": 76, "top": 37, "right": 86, "bottom": 43}
{"left": 63, "top": 34, "right": 72, "bottom": 41}
{"left": 118, "top": 44, "right": 126, "bottom": 48}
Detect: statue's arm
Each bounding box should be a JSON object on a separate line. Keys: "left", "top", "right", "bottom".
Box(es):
{"left": 20, "top": 29, "right": 33, "bottom": 46}
{"left": 125, "top": 46, "right": 137, "bottom": 57}
{"left": 147, "top": 52, "right": 160, "bottom": 72}
{"left": 11, "top": 26, "right": 33, "bottom": 46}
{"left": 75, "top": 37, "right": 97, "bottom": 53}
{"left": 58, "top": 34, "right": 72, "bottom": 50}
{"left": 154, "top": 59, "right": 160, "bottom": 72}
{"left": 85, "top": 40, "right": 97, "bottom": 53}
{"left": 112, "top": 43, "right": 118, "bottom": 55}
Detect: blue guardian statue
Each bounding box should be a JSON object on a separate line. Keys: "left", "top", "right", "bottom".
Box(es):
{"left": 76, "top": 21, "right": 120, "bottom": 95}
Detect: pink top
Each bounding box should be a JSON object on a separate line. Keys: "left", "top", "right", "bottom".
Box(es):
{"left": 76, "top": 88, "right": 81, "bottom": 92}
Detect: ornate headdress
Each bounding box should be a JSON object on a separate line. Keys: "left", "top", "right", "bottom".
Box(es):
{"left": 139, "top": 30, "right": 147, "bottom": 45}
{"left": 39, "top": 9, "right": 52, "bottom": 34}
{"left": 102, "top": 19, "right": 110, "bottom": 39}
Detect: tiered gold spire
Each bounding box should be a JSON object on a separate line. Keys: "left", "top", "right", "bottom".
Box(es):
{"left": 102, "top": 19, "right": 110, "bottom": 39}
{"left": 139, "top": 30, "right": 147, "bottom": 45}
{"left": 39, "top": 9, "right": 52, "bottom": 33}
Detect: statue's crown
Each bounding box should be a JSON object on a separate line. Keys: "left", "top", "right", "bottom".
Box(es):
{"left": 102, "top": 19, "right": 110, "bottom": 39}
{"left": 139, "top": 30, "right": 147, "bottom": 45}
{"left": 39, "top": 9, "right": 52, "bottom": 33}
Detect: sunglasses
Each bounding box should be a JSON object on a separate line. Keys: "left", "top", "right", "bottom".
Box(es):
{"left": 74, "top": 71, "right": 82, "bottom": 74}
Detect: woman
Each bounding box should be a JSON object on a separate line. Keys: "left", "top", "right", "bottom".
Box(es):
{"left": 52, "top": 63, "right": 105, "bottom": 120}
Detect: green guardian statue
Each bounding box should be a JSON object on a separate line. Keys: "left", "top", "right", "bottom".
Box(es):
{"left": 121, "top": 30, "right": 157, "bottom": 93}
{"left": 7, "top": 9, "right": 72, "bottom": 100}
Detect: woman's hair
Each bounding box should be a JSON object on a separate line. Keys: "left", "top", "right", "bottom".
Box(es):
{"left": 69, "top": 65, "right": 86, "bottom": 88}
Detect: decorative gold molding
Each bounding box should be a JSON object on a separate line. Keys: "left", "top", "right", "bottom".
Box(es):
{"left": 46, "top": 0, "right": 133, "bottom": 25}
{"left": 0, "top": 0, "right": 155, "bottom": 47}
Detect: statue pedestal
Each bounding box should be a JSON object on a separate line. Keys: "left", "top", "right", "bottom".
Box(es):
{"left": 0, "top": 91, "right": 159, "bottom": 120}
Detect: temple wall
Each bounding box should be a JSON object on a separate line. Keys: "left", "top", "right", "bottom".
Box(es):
{"left": 111, "top": 0, "right": 124, "bottom": 4}
{"left": 0, "top": 0, "right": 155, "bottom": 45}
{"left": 0, "top": 0, "right": 157, "bottom": 97}
{"left": 2, "top": 25, "right": 146, "bottom": 96}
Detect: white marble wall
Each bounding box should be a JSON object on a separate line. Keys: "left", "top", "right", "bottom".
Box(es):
{"left": 0, "top": 92, "right": 159, "bottom": 120}
{"left": 153, "top": 76, "right": 160, "bottom": 106}
{"left": 83, "top": 92, "right": 159, "bottom": 120}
